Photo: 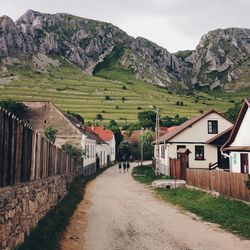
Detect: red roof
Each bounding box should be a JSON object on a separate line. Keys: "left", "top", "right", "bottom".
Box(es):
{"left": 88, "top": 126, "right": 114, "bottom": 141}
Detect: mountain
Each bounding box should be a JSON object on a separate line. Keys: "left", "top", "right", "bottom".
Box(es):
{"left": 0, "top": 9, "right": 250, "bottom": 90}
{"left": 185, "top": 28, "right": 250, "bottom": 90}
{"left": 0, "top": 10, "right": 189, "bottom": 88}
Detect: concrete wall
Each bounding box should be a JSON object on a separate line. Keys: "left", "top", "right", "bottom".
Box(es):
{"left": 230, "top": 151, "right": 250, "bottom": 173}
{"left": 0, "top": 174, "right": 74, "bottom": 250}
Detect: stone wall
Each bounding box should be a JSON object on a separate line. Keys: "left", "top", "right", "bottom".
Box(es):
{"left": 0, "top": 174, "right": 74, "bottom": 250}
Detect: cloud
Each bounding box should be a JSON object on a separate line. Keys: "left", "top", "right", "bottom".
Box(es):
{"left": 0, "top": 0, "right": 249, "bottom": 52}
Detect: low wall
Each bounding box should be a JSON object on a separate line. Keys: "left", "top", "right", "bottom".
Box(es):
{"left": 0, "top": 174, "right": 74, "bottom": 250}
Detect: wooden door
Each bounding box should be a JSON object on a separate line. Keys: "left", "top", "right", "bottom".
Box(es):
{"left": 240, "top": 154, "right": 249, "bottom": 173}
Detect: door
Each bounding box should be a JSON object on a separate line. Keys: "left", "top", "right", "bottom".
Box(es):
{"left": 179, "top": 154, "right": 188, "bottom": 180}
{"left": 240, "top": 154, "right": 249, "bottom": 173}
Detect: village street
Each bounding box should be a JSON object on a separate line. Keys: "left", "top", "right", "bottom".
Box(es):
{"left": 62, "top": 163, "right": 250, "bottom": 250}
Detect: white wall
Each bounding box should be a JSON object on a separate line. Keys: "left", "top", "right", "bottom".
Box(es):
{"left": 105, "top": 136, "right": 116, "bottom": 162}
{"left": 171, "top": 112, "right": 232, "bottom": 143}
{"left": 96, "top": 143, "right": 111, "bottom": 168}
{"left": 230, "top": 151, "right": 250, "bottom": 173}
{"left": 81, "top": 135, "right": 96, "bottom": 167}
{"left": 231, "top": 108, "right": 250, "bottom": 146}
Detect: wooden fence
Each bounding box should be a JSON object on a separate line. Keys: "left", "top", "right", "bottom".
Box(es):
{"left": 170, "top": 158, "right": 181, "bottom": 179}
{"left": 0, "top": 108, "right": 82, "bottom": 188}
{"left": 186, "top": 169, "right": 250, "bottom": 202}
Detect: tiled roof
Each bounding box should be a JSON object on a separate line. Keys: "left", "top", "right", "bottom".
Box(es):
{"left": 88, "top": 126, "right": 114, "bottom": 141}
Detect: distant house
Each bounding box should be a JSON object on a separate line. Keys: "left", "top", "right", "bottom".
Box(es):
{"left": 222, "top": 99, "right": 250, "bottom": 174}
{"left": 22, "top": 101, "right": 98, "bottom": 175}
{"left": 89, "top": 126, "right": 116, "bottom": 164}
{"left": 153, "top": 110, "right": 233, "bottom": 175}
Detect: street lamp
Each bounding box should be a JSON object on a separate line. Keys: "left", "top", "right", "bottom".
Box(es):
{"left": 149, "top": 105, "right": 160, "bottom": 176}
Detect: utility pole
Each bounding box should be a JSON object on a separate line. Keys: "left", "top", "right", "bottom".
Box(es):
{"left": 149, "top": 105, "right": 160, "bottom": 175}
{"left": 155, "top": 107, "right": 160, "bottom": 176}
{"left": 140, "top": 128, "right": 144, "bottom": 166}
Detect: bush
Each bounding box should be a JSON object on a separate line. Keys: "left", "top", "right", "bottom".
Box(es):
{"left": 44, "top": 126, "right": 58, "bottom": 144}
{"left": 105, "top": 96, "right": 111, "bottom": 100}
{"left": 62, "top": 143, "right": 85, "bottom": 160}
{"left": 121, "top": 97, "right": 126, "bottom": 102}
{"left": 122, "top": 85, "right": 127, "bottom": 90}
{"left": 137, "top": 106, "right": 142, "bottom": 110}
{"left": 96, "top": 114, "right": 103, "bottom": 120}
{"left": 0, "top": 99, "right": 27, "bottom": 118}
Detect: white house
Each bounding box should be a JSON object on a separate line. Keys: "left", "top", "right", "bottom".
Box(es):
{"left": 89, "top": 126, "right": 116, "bottom": 163}
{"left": 22, "top": 101, "right": 97, "bottom": 175}
{"left": 153, "top": 110, "right": 233, "bottom": 176}
{"left": 222, "top": 99, "right": 250, "bottom": 174}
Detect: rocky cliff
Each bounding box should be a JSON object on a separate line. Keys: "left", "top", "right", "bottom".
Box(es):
{"left": 0, "top": 10, "right": 250, "bottom": 90}
{"left": 185, "top": 28, "right": 250, "bottom": 90}
{"left": 0, "top": 10, "right": 189, "bottom": 87}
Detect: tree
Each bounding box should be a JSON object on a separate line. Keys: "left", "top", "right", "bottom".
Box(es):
{"left": 138, "top": 130, "right": 154, "bottom": 160}
{"left": 224, "top": 101, "right": 242, "bottom": 122}
{"left": 96, "top": 114, "right": 103, "bottom": 120}
{"left": 137, "top": 110, "right": 156, "bottom": 129}
{"left": 44, "top": 126, "right": 58, "bottom": 144}
{"left": 118, "top": 140, "right": 133, "bottom": 161}
{"left": 0, "top": 99, "right": 27, "bottom": 118}
{"left": 62, "top": 143, "right": 85, "bottom": 160}
{"left": 67, "top": 111, "right": 84, "bottom": 124}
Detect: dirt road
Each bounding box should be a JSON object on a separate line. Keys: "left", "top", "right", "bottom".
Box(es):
{"left": 63, "top": 163, "right": 250, "bottom": 250}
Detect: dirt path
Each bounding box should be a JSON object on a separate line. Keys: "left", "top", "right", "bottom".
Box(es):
{"left": 62, "top": 163, "right": 250, "bottom": 250}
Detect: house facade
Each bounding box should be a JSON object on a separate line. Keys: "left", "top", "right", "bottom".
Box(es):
{"left": 153, "top": 110, "right": 233, "bottom": 175}
{"left": 89, "top": 126, "right": 116, "bottom": 164}
{"left": 22, "top": 101, "right": 97, "bottom": 175}
{"left": 223, "top": 99, "right": 250, "bottom": 174}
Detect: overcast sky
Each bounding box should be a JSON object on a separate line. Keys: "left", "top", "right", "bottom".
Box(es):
{"left": 1, "top": 0, "right": 249, "bottom": 52}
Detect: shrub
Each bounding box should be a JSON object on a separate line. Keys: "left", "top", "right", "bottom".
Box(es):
{"left": 62, "top": 143, "right": 85, "bottom": 160}
{"left": 96, "top": 114, "right": 103, "bottom": 120}
{"left": 44, "top": 126, "right": 58, "bottom": 144}
{"left": 122, "top": 85, "right": 127, "bottom": 90}
{"left": 121, "top": 97, "right": 126, "bottom": 102}
{"left": 115, "top": 105, "right": 119, "bottom": 109}
{"left": 0, "top": 99, "right": 27, "bottom": 118}
{"left": 137, "top": 106, "right": 142, "bottom": 110}
{"left": 105, "top": 96, "right": 111, "bottom": 100}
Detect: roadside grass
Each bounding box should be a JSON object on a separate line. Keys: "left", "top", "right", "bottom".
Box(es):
{"left": 156, "top": 188, "right": 250, "bottom": 239}
{"left": 0, "top": 62, "right": 234, "bottom": 123}
{"left": 17, "top": 173, "right": 97, "bottom": 250}
{"left": 132, "top": 165, "right": 169, "bottom": 184}
{"left": 132, "top": 166, "right": 250, "bottom": 239}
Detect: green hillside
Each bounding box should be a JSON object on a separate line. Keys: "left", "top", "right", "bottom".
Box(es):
{"left": 0, "top": 61, "right": 245, "bottom": 123}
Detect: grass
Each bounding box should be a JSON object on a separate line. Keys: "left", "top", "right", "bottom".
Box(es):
{"left": 0, "top": 60, "right": 240, "bottom": 123}
{"left": 132, "top": 165, "right": 169, "bottom": 184}
{"left": 17, "top": 173, "right": 97, "bottom": 250}
{"left": 156, "top": 188, "right": 250, "bottom": 239}
{"left": 132, "top": 166, "right": 250, "bottom": 239}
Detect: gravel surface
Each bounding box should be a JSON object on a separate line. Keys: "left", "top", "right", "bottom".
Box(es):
{"left": 74, "top": 163, "right": 250, "bottom": 250}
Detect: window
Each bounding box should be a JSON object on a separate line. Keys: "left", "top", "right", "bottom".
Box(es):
{"left": 208, "top": 120, "right": 218, "bottom": 134}
{"left": 195, "top": 146, "right": 205, "bottom": 160}
{"left": 161, "top": 145, "right": 165, "bottom": 158}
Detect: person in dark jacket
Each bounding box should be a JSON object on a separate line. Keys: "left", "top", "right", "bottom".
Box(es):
{"left": 118, "top": 162, "right": 122, "bottom": 173}
{"left": 123, "top": 162, "right": 126, "bottom": 173}
{"left": 126, "top": 162, "right": 130, "bottom": 172}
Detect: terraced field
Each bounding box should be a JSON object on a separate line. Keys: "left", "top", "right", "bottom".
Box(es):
{"left": 0, "top": 63, "right": 239, "bottom": 123}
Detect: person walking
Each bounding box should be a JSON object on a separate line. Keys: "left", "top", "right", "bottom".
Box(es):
{"left": 123, "top": 162, "right": 126, "bottom": 173}
{"left": 126, "top": 162, "right": 130, "bottom": 172}
{"left": 118, "top": 162, "right": 122, "bottom": 173}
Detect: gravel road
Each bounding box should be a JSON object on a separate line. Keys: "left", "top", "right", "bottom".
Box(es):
{"left": 74, "top": 163, "right": 250, "bottom": 250}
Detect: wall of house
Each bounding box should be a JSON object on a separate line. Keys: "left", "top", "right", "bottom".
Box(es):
{"left": 0, "top": 174, "right": 74, "bottom": 250}
{"left": 230, "top": 151, "right": 250, "bottom": 173}
{"left": 96, "top": 144, "right": 111, "bottom": 168}
{"left": 23, "top": 102, "right": 82, "bottom": 148}
{"left": 170, "top": 113, "right": 232, "bottom": 143}
{"left": 231, "top": 108, "right": 250, "bottom": 146}
{"left": 109, "top": 136, "right": 116, "bottom": 162}
{"left": 155, "top": 142, "right": 218, "bottom": 175}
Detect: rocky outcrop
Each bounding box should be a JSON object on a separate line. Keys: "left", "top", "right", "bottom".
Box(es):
{"left": 186, "top": 28, "right": 250, "bottom": 90}
{"left": 0, "top": 10, "right": 189, "bottom": 87}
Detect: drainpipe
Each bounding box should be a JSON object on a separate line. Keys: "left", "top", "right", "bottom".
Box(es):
{"left": 221, "top": 149, "right": 230, "bottom": 158}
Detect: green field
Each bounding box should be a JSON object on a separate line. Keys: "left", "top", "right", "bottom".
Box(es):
{"left": 0, "top": 62, "right": 247, "bottom": 123}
